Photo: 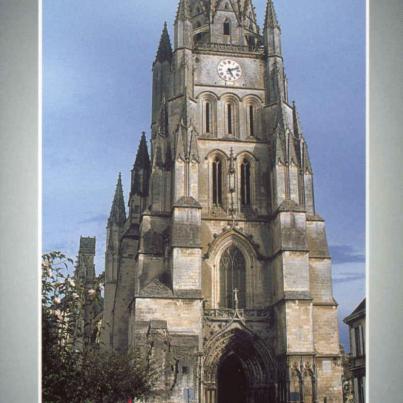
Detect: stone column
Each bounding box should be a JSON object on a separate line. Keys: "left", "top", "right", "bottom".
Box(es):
{"left": 204, "top": 387, "right": 216, "bottom": 403}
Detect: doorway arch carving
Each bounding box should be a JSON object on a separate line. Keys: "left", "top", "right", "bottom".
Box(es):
{"left": 202, "top": 326, "right": 277, "bottom": 403}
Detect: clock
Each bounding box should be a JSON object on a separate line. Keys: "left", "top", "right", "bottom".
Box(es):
{"left": 217, "top": 59, "right": 242, "bottom": 82}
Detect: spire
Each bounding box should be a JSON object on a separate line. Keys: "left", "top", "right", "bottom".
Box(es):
{"left": 274, "top": 99, "right": 288, "bottom": 132}
{"left": 302, "top": 140, "right": 313, "bottom": 174}
{"left": 264, "top": 0, "right": 280, "bottom": 30}
{"left": 134, "top": 132, "right": 151, "bottom": 170}
{"left": 176, "top": 0, "right": 191, "bottom": 22}
{"left": 108, "top": 173, "right": 126, "bottom": 226}
{"left": 272, "top": 129, "right": 285, "bottom": 166}
{"left": 242, "top": 0, "right": 258, "bottom": 26}
{"left": 155, "top": 22, "right": 172, "bottom": 63}
{"left": 287, "top": 131, "right": 299, "bottom": 166}
{"left": 131, "top": 133, "right": 151, "bottom": 198}
{"left": 292, "top": 101, "right": 303, "bottom": 137}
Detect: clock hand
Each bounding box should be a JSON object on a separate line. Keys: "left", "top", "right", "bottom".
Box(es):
{"left": 227, "top": 68, "right": 235, "bottom": 78}
{"left": 228, "top": 67, "right": 240, "bottom": 76}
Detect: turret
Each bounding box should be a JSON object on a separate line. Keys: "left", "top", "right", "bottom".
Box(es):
{"left": 129, "top": 132, "right": 151, "bottom": 220}
{"left": 264, "top": 0, "right": 288, "bottom": 104}
{"left": 152, "top": 23, "right": 172, "bottom": 126}
{"left": 155, "top": 22, "right": 173, "bottom": 64}
{"left": 108, "top": 173, "right": 126, "bottom": 228}
{"left": 291, "top": 102, "right": 315, "bottom": 214}
{"left": 264, "top": 0, "right": 281, "bottom": 55}
{"left": 105, "top": 174, "right": 126, "bottom": 286}
{"left": 292, "top": 100, "right": 302, "bottom": 138}
{"left": 173, "top": 0, "right": 194, "bottom": 97}
{"left": 75, "top": 236, "right": 96, "bottom": 285}
{"left": 174, "top": 0, "right": 193, "bottom": 50}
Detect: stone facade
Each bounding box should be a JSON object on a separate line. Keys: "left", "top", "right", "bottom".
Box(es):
{"left": 99, "top": 1, "right": 344, "bottom": 402}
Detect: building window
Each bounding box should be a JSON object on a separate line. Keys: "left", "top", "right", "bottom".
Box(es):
{"left": 355, "top": 327, "right": 362, "bottom": 356}
{"left": 249, "top": 105, "right": 255, "bottom": 136}
{"left": 219, "top": 245, "right": 246, "bottom": 308}
{"left": 206, "top": 102, "right": 211, "bottom": 133}
{"left": 212, "top": 158, "right": 223, "bottom": 206}
{"left": 241, "top": 159, "right": 251, "bottom": 207}
{"left": 227, "top": 103, "right": 233, "bottom": 134}
{"left": 224, "top": 21, "right": 230, "bottom": 36}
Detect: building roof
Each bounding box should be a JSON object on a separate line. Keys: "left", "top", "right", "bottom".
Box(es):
{"left": 344, "top": 298, "right": 366, "bottom": 324}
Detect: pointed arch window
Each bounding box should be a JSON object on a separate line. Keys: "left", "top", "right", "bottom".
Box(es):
{"left": 241, "top": 159, "right": 251, "bottom": 207}
{"left": 227, "top": 103, "right": 233, "bottom": 134}
{"left": 205, "top": 102, "right": 211, "bottom": 133}
{"left": 219, "top": 246, "right": 246, "bottom": 308}
{"left": 212, "top": 157, "right": 223, "bottom": 206}
{"left": 248, "top": 105, "right": 255, "bottom": 136}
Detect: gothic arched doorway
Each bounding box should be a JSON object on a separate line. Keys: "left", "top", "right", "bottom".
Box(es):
{"left": 217, "top": 353, "right": 247, "bottom": 403}
{"left": 203, "top": 328, "right": 277, "bottom": 403}
{"left": 219, "top": 245, "right": 246, "bottom": 308}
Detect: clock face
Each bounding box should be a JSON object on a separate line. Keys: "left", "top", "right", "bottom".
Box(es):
{"left": 217, "top": 59, "right": 242, "bottom": 82}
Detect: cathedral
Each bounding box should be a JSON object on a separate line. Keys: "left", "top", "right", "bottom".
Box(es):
{"left": 99, "top": 1, "right": 344, "bottom": 402}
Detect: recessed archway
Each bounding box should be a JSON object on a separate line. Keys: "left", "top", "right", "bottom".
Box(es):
{"left": 217, "top": 353, "right": 247, "bottom": 403}
{"left": 203, "top": 327, "right": 277, "bottom": 403}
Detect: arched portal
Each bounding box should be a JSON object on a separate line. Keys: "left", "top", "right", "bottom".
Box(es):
{"left": 203, "top": 328, "right": 277, "bottom": 403}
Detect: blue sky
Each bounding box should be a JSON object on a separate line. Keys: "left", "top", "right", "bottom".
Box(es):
{"left": 43, "top": 0, "right": 366, "bottom": 349}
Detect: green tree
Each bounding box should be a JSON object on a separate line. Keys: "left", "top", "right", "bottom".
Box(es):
{"left": 42, "top": 252, "right": 153, "bottom": 403}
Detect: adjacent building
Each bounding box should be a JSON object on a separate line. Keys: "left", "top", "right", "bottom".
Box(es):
{"left": 344, "top": 299, "right": 366, "bottom": 403}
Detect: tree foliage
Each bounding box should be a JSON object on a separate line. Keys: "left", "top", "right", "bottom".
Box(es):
{"left": 42, "top": 252, "right": 153, "bottom": 403}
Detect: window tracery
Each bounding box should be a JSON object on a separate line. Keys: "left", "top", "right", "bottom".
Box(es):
{"left": 222, "top": 96, "right": 239, "bottom": 137}
{"left": 219, "top": 246, "right": 246, "bottom": 308}
{"left": 199, "top": 93, "right": 217, "bottom": 136}
{"left": 212, "top": 157, "right": 223, "bottom": 207}
{"left": 240, "top": 159, "right": 251, "bottom": 207}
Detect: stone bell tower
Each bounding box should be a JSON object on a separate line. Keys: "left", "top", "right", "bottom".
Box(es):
{"left": 100, "top": 1, "right": 344, "bottom": 402}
